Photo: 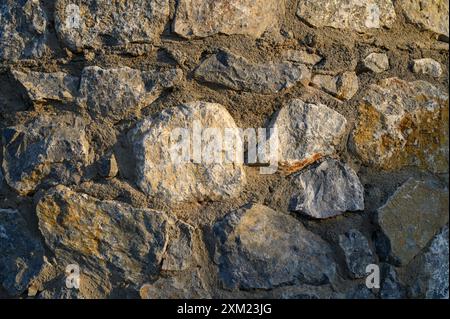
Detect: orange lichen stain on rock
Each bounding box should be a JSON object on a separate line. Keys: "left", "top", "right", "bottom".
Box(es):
{"left": 351, "top": 103, "right": 382, "bottom": 163}
{"left": 279, "top": 153, "right": 323, "bottom": 176}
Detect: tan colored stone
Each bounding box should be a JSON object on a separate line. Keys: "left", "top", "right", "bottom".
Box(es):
{"left": 400, "top": 0, "right": 449, "bottom": 38}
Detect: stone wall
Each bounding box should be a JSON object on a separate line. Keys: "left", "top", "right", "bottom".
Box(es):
{"left": 0, "top": 0, "right": 448, "bottom": 299}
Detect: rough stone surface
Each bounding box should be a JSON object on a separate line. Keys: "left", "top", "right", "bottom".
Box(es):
{"left": 0, "top": 0, "right": 49, "bottom": 61}
{"left": 413, "top": 58, "right": 443, "bottom": 78}
{"left": 297, "top": 0, "right": 396, "bottom": 32}
{"left": 194, "top": 51, "right": 310, "bottom": 94}
{"left": 130, "top": 101, "right": 246, "bottom": 203}
{"left": 98, "top": 154, "right": 118, "bottom": 179}
{"left": 290, "top": 159, "right": 365, "bottom": 219}
{"left": 54, "top": 0, "right": 169, "bottom": 51}
{"left": 311, "top": 71, "right": 359, "bottom": 100}
{"left": 363, "top": 52, "right": 390, "bottom": 73}
{"left": 2, "top": 113, "right": 91, "bottom": 195}
{"left": 380, "top": 263, "right": 406, "bottom": 299}
{"left": 213, "top": 204, "right": 337, "bottom": 289}
{"left": 351, "top": 78, "right": 449, "bottom": 174}
{"left": 173, "top": 0, "right": 284, "bottom": 39}
{"left": 268, "top": 99, "right": 347, "bottom": 174}
{"left": 400, "top": 0, "right": 449, "bottom": 38}
{"left": 376, "top": 178, "right": 449, "bottom": 265}
{"left": 407, "top": 226, "right": 449, "bottom": 299}
{"left": 12, "top": 70, "right": 79, "bottom": 103}
{"left": 79, "top": 66, "right": 182, "bottom": 123}
{"left": 281, "top": 50, "right": 322, "bottom": 66}
{"left": 0, "top": 209, "right": 44, "bottom": 296}
{"left": 338, "top": 230, "right": 376, "bottom": 278}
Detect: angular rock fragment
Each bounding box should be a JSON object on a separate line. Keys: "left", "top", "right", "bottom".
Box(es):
{"left": 362, "top": 52, "right": 389, "bottom": 73}
{"left": 173, "top": 0, "right": 284, "bottom": 39}
{"left": 97, "top": 154, "right": 118, "bottom": 179}
{"left": 282, "top": 49, "right": 322, "bottom": 66}
{"left": 311, "top": 71, "right": 359, "bottom": 100}
{"left": 351, "top": 78, "right": 449, "bottom": 174}
{"left": 406, "top": 226, "right": 449, "bottom": 299}
{"left": 290, "top": 159, "right": 364, "bottom": 219}
{"left": 376, "top": 178, "right": 449, "bottom": 265}
{"left": 412, "top": 58, "right": 443, "bottom": 78}
{"left": 268, "top": 99, "right": 347, "bottom": 173}
{"left": 0, "top": 209, "right": 44, "bottom": 296}
{"left": 79, "top": 66, "right": 182, "bottom": 123}
{"left": 400, "top": 0, "right": 449, "bottom": 38}
{"left": 130, "top": 101, "right": 246, "bottom": 203}
{"left": 297, "top": 0, "right": 396, "bottom": 32}
{"left": 36, "top": 185, "right": 191, "bottom": 289}
{"left": 194, "top": 51, "right": 310, "bottom": 94}
{"left": 161, "top": 221, "right": 195, "bottom": 271}
{"left": 55, "top": 0, "right": 169, "bottom": 51}
{"left": 12, "top": 70, "right": 79, "bottom": 103}
{"left": 1, "top": 113, "right": 91, "bottom": 195}
{"left": 0, "top": 0, "right": 49, "bottom": 61}
{"left": 213, "top": 204, "right": 337, "bottom": 289}
{"left": 338, "top": 230, "right": 375, "bottom": 278}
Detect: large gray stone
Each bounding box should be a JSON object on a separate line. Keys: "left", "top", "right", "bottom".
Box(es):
{"left": 55, "top": 0, "right": 169, "bottom": 51}
{"left": 376, "top": 178, "right": 449, "bottom": 265}
{"left": 268, "top": 99, "right": 347, "bottom": 174}
{"left": 2, "top": 113, "right": 92, "bottom": 195}
{"left": 12, "top": 70, "right": 79, "bottom": 103}
{"left": 290, "top": 159, "right": 364, "bottom": 219}
{"left": 400, "top": 0, "right": 449, "bottom": 38}
{"left": 297, "top": 0, "right": 396, "bottom": 33}
{"left": 339, "top": 230, "right": 375, "bottom": 278}
{"left": 130, "top": 101, "right": 246, "bottom": 203}
{"left": 194, "top": 51, "right": 310, "bottom": 94}
{"left": 79, "top": 66, "right": 182, "bottom": 123}
{"left": 0, "top": 0, "right": 49, "bottom": 61}
{"left": 0, "top": 208, "right": 44, "bottom": 296}
{"left": 173, "top": 0, "right": 284, "bottom": 39}
{"left": 213, "top": 204, "right": 337, "bottom": 289}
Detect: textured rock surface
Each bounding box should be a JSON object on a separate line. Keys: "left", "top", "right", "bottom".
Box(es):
{"left": 2, "top": 113, "right": 91, "bottom": 195}
{"left": 213, "top": 204, "right": 337, "bottom": 289}
{"left": 290, "top": 159, "right": 364, "bottom": 219}
{"left": 79, "top": 66, "right": 182, "bottom": 123}
{"left": 338, "top": 230, "right": 375, "bottom": 278}
{"left": 311, "top": 71, "right": 359, "bottom": 100}
{"left": 380, "top": 264, "right": 406, "bottom": 299}
{"left": 54, "top": 0, "right": 169, "bottom": 51}
{"left": 173, "top": 0, "right": 284, "bottom": 39}
{"left": 131, "top": 101, "right": 245, "bottom": 203}
{"left": 351, "top": 78, "right": 449, "bottom": 174}
{"left": 363, "top": 52, "right": 389, "bottom": 73}
{"left": 12, "top": 70, "right": 79, "bottom": 103}
{"left": 0, "top": 0, "right": 49, "bottom": 61}
{"left": 400, "top": 0, "right": 449, "bottom": 38}
{"left": 413, "top": 58, "right": 443, "bottom": 78}
{"left": 297, "top": 0, "right": 396, "bottom": 32}
{"left": 281, "top": 49, "right": 323, "bottom": 66}
{"left": 0, "top": 209, "right": 44, "bottom": 296}
{"left": 194, "top": 51, "right": 310, "bottom": 94}
{"left": 376, "top": 179, "right": 449, "bottom": 265}
{"left": 269, "top": 99, "right": 347, "bottom": 173}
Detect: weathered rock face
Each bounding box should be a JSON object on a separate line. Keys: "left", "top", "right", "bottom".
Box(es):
{"left": 380, "top": 263, "right": 406, "bottom": 299}
{"left": 406, "top": 226, "right": 449, "bottom": 299}
{"left": 311, "top": 71, "right": 359, "bottom": 100}
{"left": 54, "top": 0, "right": 169, "bottom": 51}
{"left": 0, "top": 0, "right": 49, "bottom": 61}
{"left": 413, "top": 58, "right": 443, "bottom": 78}
{"left": 78, "top": 66, "right": 182, "bottom": 123}
{"left": 194, "top": 51, "right": 310, "bottom": 94}
{"left": 2, "top": 113, "right": 91, "bottom": 195}
{"left": 290, "top": 159, "right": 364, "bottom": 219}
{"left": 362, "top": 52, "right": 390, "bottom": 73}
{"left": 12, "top": 70, "right": 79, "bottom": 103}
{"left": 351, "top": 78, "right": 449, "bottom": 174}
{"left": 376, "top": 179, "right": 449, "bottom": 265}
{"left": 400, "top": 0, "right": 449, "bottom": 38}
{"left": 173, "top": 0, "right": 284, "bottom": 39}
{"left": 269, "top": 99, "right": 347, "bottom": 174}
{"left": 338, "top": 230, "right": 375, "bottom": 278}
{"left": 213, "top": 204, "right": 337, "bottom": 289}
{"left": 297, "top": 0, "right": 396, "bottom": 32}
{"left": 36, "top": 185, "right": 193, "bottom": 293}
{"left": 130, "top": 101, "right": 246, "bottom": 203}
{"left": 281, "top": 49, "right": 323, "bottom": 66}
{"left": 0, "top": 209, "right": 44, "bottom": 296}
